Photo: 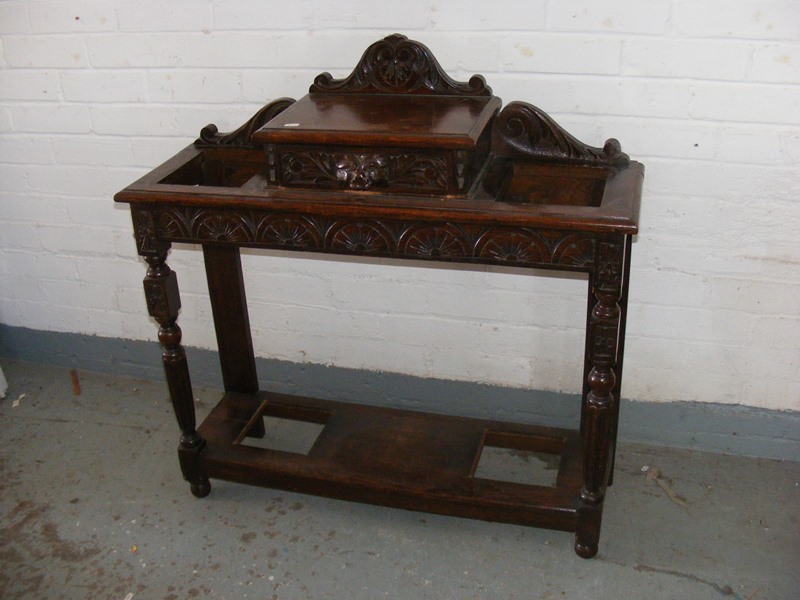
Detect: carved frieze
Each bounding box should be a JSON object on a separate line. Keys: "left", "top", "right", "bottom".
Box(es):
{"left": 278, "top": 148, "right": 450, "bottom": 193}
{"left": 193, "top": 213, "right": 252, "bottom": 243}
{"left": 281, "top": 151, "right": 337, "bottom": 187}
{"left": 400, "top": 224, "right": 470, "bottom": 258}
{"left": 257, "top": 215, "right": 323, "bottom": 248}
{"left": 386, "top": 155, "right": 449, "bottom": 191}
{"left": 551, "top": 233, "right": 597, "bottom": 268}
{"left": 327, "top": 220, "right": 395, "bottom": 254}
{"left": 146, "top": 207, "right": 597, "bottom": 270}
{"left": 475, "top": 229, "right": 550, "bottom": 264}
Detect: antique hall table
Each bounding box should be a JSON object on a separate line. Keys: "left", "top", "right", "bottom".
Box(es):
{"left": 115, "top": 35, "right": 642, "bottom": 558}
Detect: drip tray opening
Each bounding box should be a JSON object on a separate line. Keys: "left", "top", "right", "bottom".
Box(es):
{"left": 473, "top": 431, "right": 565, "bottom": 488}
{"left": 238, "top": 415, "right": 327, "bottom": 456}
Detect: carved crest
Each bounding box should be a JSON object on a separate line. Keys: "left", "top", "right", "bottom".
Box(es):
{"left": 196, "top": 97, "right": 296, "bottom": 147}
{"left": 310, "top": 34, "right": 491, "bottom": 96}
{"left": 493, "top": 102, "right": 629, "bottom": 165}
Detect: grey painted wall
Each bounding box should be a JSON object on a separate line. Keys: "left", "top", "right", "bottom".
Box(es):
{"left": 1, "top": 324, "right": 797, "bottom": 461}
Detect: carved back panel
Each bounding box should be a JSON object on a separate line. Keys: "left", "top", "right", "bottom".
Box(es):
{"left": 309, "top": 34, "right": 492, "bottom": 97}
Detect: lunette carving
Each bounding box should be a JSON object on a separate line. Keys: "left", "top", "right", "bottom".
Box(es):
{"left": 258, "top": 215, "right": 323, "bottom": 248}
{"left": 150, "top": 207, "right": 597, "bottom": 270}
{"left": 194, "top": 213, "right": 252, "bottom": 243}
{"left": 328, "top": 220, "right": 395, "bottom": 254}
{"left": 475, "top": 229, "right": 595, "bottom": 268}
{"left": 156, "top": 208, "right": 189, "bottom": 240}
{"left": 196, "top": 98, "right": 296, "bottom": 148}
{"left": 475, "top": 230, "right": 549, "bottom": 264}
{"left": 551, "top": 232, "right": 597, "bottom": 268}
{"left": 310, "top": 34, "right": 492, "bottom": 97}
{"left": 400, "top": 224, "right": 471, "bottom": 259}
{"left": 493, "top": 102, "right": 629, "bottom": 165}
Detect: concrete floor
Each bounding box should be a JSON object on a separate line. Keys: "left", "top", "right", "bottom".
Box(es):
{"left": 0, "top": 360, "right": 797, "bottom": 600}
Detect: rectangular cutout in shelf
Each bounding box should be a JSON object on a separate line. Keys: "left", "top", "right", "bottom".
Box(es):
{"left": 473, "top": 429, "right": 566, "bottom": 488}
{"left": 198, "top": 393, "right": 583, "bottom": 532}
{"left": 238, "top": 415, "right": 327, "bottom": 456}
{"left": 474, "top": 446, "right": 560, "bottom": 488}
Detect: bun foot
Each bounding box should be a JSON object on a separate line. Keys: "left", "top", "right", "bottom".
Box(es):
{"left": 574, "top": 538, "right": 598, "bottom": 559}
{"left": 190, "top": 478, "right": 211, "bottom": 498}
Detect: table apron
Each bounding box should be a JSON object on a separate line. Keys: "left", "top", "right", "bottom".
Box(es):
{"left": 130, "top": 204, "right": 624, "bottom": 273}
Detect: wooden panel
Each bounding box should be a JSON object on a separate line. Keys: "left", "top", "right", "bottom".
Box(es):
{"left": 202, "top": 245, "right": 258, "bottom": 394}
{"left": 197, "top": 392, "right": 582, "bottom": 531}
{"left": 254, "top": 94, "right": 500, "bottom": 149}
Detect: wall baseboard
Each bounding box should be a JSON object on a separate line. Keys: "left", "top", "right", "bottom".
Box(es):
{"left": 1, "top": 324, "right": 797, "bottom": 461}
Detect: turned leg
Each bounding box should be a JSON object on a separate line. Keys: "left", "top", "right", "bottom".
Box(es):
{"left": 143, "top": 248, "right": 209, "bottom": 498}
{"left": 575, "top": 236, "right": 624, "bottom": 558}
{"left": 580, "top": 274, "right": 595, "bottom": 436}
{"left": 607, "top": 235, "right": 632, "bottom": 486}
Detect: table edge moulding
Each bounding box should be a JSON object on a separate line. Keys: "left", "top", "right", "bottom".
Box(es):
{"left": 114, "top": 34, "right": 643, "bottom": 559}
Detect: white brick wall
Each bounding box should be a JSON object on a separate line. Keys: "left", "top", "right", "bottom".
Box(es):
{"left": 1, "top": 0, "right": 798, "bottom": 411}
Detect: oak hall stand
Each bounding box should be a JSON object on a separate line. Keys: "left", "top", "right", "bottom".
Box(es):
{"left": 115, "top": 35, "right": 642, "bottom": 558}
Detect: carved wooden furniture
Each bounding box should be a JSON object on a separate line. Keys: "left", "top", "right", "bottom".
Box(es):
{"left": 115, "top": 35, "right": 642, "bottom": 558}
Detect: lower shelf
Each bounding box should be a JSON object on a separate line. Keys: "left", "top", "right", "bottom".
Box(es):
{"left": 194, "top": 390, "right": 584, "bottom": 532}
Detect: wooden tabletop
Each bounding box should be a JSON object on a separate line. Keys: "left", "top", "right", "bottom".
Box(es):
{"left": 253, "top": 93, "right": 501, "bottom": 149}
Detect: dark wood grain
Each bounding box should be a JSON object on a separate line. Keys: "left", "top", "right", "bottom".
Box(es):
{"left": 202, "top": 245, "right": 258, "bottom": 393}
{"left": 115, "top": 33, "right": 642, "bottom": 559}
{"left": 254, "top": 94, "right": 500, "bottom": 149}
{"left": 139, "top": 246, "right": 209, "bottom": 497}
{"left": 198, "top": 391, "right": 582, "bottom": 531}
{"left": 202, "top": 245, "right": 265, "bottom": 439}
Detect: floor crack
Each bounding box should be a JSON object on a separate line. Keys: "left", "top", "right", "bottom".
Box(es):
{"left": 634, "top": 564, "right": 742, "bottom": 599}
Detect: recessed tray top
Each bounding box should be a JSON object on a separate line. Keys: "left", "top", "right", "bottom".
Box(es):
{"left": 253, "top": 93, "right": 502, "bottom": 149}
{"left": 116, "top": 32, "right": 641, "bottom": 234}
